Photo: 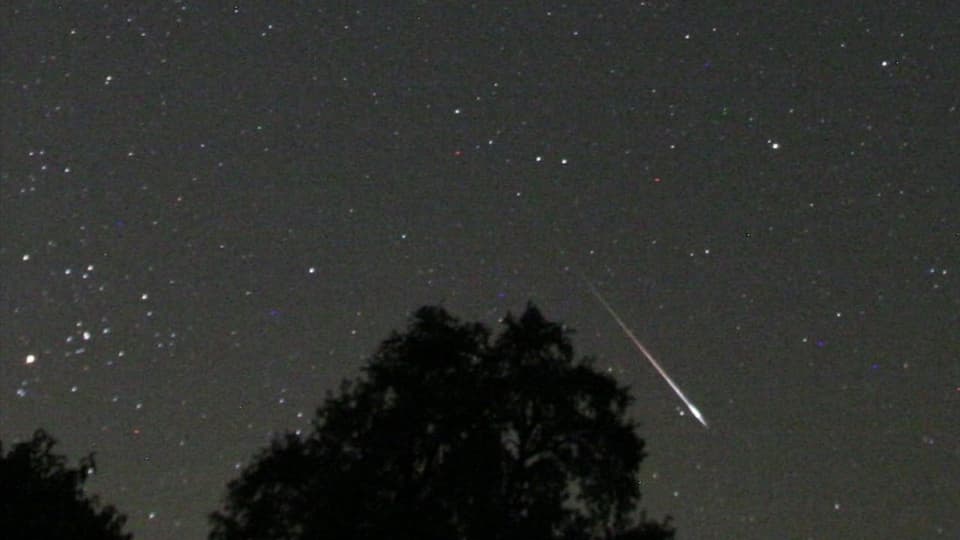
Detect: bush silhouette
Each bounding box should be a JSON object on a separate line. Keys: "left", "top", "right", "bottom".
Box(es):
{"left": 210, "top": 304, "right": 675, "bottom": 539}
{"left": 0, "top": 429, "right": 132, "bottom": 540}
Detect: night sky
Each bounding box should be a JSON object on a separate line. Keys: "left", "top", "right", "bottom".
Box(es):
{"left": 2, "top": 3, "right": 958, "bottom": 539}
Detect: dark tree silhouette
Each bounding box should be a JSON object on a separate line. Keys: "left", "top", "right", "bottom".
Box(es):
{"left": 0, "top": 429, "right": 132, "bottom": 540}
{"left": 210, "top": 304, "right": 675, "bottom": 540}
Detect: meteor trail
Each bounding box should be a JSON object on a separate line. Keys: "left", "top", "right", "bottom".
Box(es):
{"left": 583, "top": 277, "right": 709, "bottom": 428}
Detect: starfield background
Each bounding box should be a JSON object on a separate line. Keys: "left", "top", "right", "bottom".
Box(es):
{"left": 2, "top": 2, "right": 957, "bottom": 539}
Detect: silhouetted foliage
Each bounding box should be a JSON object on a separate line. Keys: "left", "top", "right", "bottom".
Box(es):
{"left": 210, "top": 304, "right": 675, "bottom": 540}
{"left": 0, "top": 429, "right": 132, "bottom": 540}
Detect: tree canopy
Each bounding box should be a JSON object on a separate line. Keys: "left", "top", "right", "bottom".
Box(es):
{"left": 210, "top": 303, "right": 675, "bottom": 540}
{"left": 0, "top": 429, "right": 132, "bottom": 540}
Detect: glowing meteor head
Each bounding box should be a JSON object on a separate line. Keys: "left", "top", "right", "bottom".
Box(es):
{"left": 688, "top": 404, "right": 709, "bottom": 428}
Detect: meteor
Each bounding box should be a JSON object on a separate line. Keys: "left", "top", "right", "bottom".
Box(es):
{"left": 583, "top": 278, "right": 709, "bottom": 428}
